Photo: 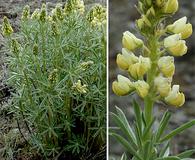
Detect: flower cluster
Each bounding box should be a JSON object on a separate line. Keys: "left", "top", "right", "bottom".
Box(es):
{"left": 1, "top": 16, "right": 13, "bottom": 36}
{"left": 72, "top": 80, "right": 88, "bottom": 94}
{"left": 64, "top": 0, "right": 85, "bottom": 15}
{"left": 87, "top": 4, "right": 106, "bottom": 27}
{"left": 112, "top": 0, "right": 192, "bottom": 107}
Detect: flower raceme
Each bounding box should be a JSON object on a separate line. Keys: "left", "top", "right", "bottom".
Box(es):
{"left": 167, "top": 16, "right": 193, "bottom": 39}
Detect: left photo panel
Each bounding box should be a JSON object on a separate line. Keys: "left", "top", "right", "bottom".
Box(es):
{"left": 0, "top": 0, "right": 107, "bottom": 159}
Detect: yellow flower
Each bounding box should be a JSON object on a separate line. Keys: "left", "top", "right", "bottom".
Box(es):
{"left": 167, "top": 17, "right": 193, "bottom": 39}
{"left": 122, "top": 31, "right": 143, "bottom": 51}
{"left": 128, "top": 56, "right": 151, "bottom": 79}
{"left": 72, "top": 80, "right": 88, "bottom": 94}
{"left": 112, "top": 75, "right": 134, "bottom": 96}
{"left": 158, "top": 56, "right": 175, "bottom": 77}
{"left": 154, "top": 75, "right": 172, "bottom": 97}
{"left": 134, "top": 80, "right": 149, "bottom": 98}
{"left": 165, "top": 85, "right": 185, "bottom": 107}
{"left": 31, "top": 9, "right": 40, "bottom": 20}
{"left": 116, "top": 48, "right": 138, "bottom": 70}
{"left": 21, "top": 5, "right": 30, "bottom": 21}
{"left": 1, "top": 16, "right": 13, "bottom": 36}
{"left": 163, "top": 0, "right": 178, "bottom": 14}
{"left": 164, "top": 34, "right": 187, "bottom": 56}
{"left": 39, "top": 3, "right": 47, "bottom": 22}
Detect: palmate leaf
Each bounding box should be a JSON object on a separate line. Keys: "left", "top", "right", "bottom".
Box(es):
{"left": 110, "top": 132, "right": 142, "bottom": 160}
{"left": 160, "top": 120, "right": 195, "bottom": 143}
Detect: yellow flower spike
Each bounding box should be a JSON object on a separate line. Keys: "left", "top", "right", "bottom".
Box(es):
{"left": 55, "top": 3, "right": 64, "bottom": 21}
{"left": 21, "top": 5, "right": 30, "bottom": 21}
{"left": 122, "top": 31, "right": 143, "bottom": 51}
{"left": 112, "top": 75, "right": 134, "bottom": 96}
{"left": 164, "top": 34, "right": 187, "bottom": 56}
{"left": 116, "top": 48, "right": 138, "bottom": 70}
{"left": 31, "top": 9, "right": 40, "bottom": 20}
{"left": 163, "top": 0, "right": 178, "bottom": 14}
{"left": 134, "top": 80, "right": 149, "bottom": 98}
{"left": 154, "top": 75, "right": 172, "bottom": 97}
{"left": 64, "top": 0, "right": 85, "bottom": 15}
{"left": 39, "top": 3, "right": 47, "bottom": 22}
{"left": 158, "top": 56, "right": 175, "bottom": 77}
{"left": 128, "top": 56, "right": 151, "bottom": 79}
{"left": 48, "top": 69, "right": 58, "bottom": 83}
{"left": 165, "top": 85, "right": 185, "bottom": 107}
{"left": 1, "top": 16, "right": 13, "bottom": 36}
{"left": 167, "top": 17, "right": 193, "bottom": 39}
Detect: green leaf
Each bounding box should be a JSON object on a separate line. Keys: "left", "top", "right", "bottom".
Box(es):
{"left": 143, "top": 140, "right": 152, "bottom": 160}
{"left": 160, "top": 120, "right": 195, "bottom": 143}
{"left": 155, "top": 156, "right": 181, "bottom": 160}
{"left": 133, "top": 100, "right": 143, "bottom": 135}
{"left": 110, "top": 132, "right": 142, "bottom": 160}
{"left": 110, "top": 112, "right": 137, "bottom": 149}
{"left": 177, "top": 149, "right": 195, "bottom": 159}
{"left": 159, "top": 141, "right": 170, "bottom": 157}
{"left": 120, "top": 153, "right": 127, "bottom": 160}
{"left": 143, "top": 117, "right": 155, "bottom": 140}
{"left": 155, "top": 111, "right": 171, "bottom": 142}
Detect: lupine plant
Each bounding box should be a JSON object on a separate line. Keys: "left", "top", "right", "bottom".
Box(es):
{"left": 111, "top": 0, "right": 195, "bottom": 159}
{"left": 1, "top": 0, "right": 106, "bottom": 159}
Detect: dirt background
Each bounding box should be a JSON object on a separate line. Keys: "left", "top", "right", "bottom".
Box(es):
{"left": 109, "top": 0, "right": 195, "bottom": 159}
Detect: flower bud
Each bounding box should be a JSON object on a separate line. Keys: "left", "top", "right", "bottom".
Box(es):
{"left": 167, "top": 17, "right": 193, "bottom": 39}
{"left": 165, "top": 85, "right": 185, "bottom": 107}
{"left": 156, "top": 0, "right": 166, "bottom": 8}
{"left": 137, "top": 15, "right": 152, "bottom": 30}
{"left": 55, "top": 3, "right": 64, "bottom": 21}
{"left": 122, "top": 31, "right": 143, "bottom": 51}
{"left": 134, "top": 80, "right": 149, "bottom": 98}
{"left": 112, "top": 75, "right": 134, "bottom": 96}
{"left": 158, "top": 56, "right": 175, "bottom": 77}
{"left": 163, "top": 0, "right": 178, "bottom": 14}
{"left": 154, "top": 75, "right": 172, "bottom": 97}
{"left": 11, "top": 39, "right": 20, "bottom": 55}
{"left": 164, "top": 34, "right": 187, "bottom": 56}
{"left": 146, "top": 7, "right": 155, "bottom": 17}
{"left": 128, "top": 56, "right": 151, "bottom": 79}
{"left": 116, "top": 48, "right": 138, "bottom": 70}
{"left": 33, "top": 43, "right": 38, "bottom": 55}
{"left": 21, "top": 5, "right": 30, "bottom": 21}
{"left": 48, "top": 69, "right": 58, "bottom": 83}
{"left": 1, "top": 16, "right": 13, "bottom": 36}
{"left": 39, "top": 3, "right": 47, "bottom": 22}
{"left": 51, "top": 21, "right": 60, "bottom": 36}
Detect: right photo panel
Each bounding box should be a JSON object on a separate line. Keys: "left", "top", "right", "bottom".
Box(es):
{"left": 109, "top": 0, "right": 195, "bottom": 159}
